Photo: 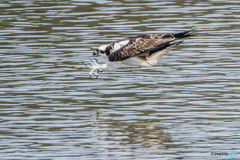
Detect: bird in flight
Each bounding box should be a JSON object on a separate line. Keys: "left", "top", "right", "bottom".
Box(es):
{"left": 87, "top": 29, "right": 195, "bottom": 78}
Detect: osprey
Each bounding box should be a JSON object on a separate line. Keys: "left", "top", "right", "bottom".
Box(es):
{"left": 87, "top": 29, "right": 195, "bottom": 78}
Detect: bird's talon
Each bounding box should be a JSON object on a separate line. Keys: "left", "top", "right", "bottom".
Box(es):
{"left": 86, "top": 58, "right": 104, "bottom": 78}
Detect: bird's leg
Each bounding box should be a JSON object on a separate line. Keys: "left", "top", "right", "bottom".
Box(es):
{"left": 94, "top": 70, "right": 99, "bottom": 79}
{"left": 88, "top": 67, "right": 96, "bottom": 78}
{"left": 86, "top": 58, "right": 107, "bottom": 78}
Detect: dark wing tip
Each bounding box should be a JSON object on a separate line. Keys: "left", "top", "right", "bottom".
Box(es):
{"left": 174, "top": 29, "right": 196, "bottom": 39}
{"left": 147, "top": 40, "right": 180, "bottom": 55}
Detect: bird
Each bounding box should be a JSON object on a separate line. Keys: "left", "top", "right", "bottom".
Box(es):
{"left": 87, "top": 29, "right": 195, "bottom": 78}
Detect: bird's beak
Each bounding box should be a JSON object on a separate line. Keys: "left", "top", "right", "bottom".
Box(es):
{"left": 92, "top": 51, "right": 98, "bottom": 56}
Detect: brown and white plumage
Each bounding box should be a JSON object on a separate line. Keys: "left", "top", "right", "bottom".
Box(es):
{"left": 88, "top": 29, "right": 195, "bottom": 77}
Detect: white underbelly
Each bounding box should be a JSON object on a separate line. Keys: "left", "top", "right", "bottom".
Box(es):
{"left": 147, "top": 49, "right": 169, "bottom": 66}
{"left": 123, "top": 57, "right": 151, "bottom": 67}
{"left": 122, "top": 49, "right": 170, "bottom": 67}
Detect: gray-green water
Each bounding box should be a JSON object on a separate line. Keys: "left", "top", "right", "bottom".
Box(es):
{"left": 0, "top": 0, "right": 240, "bottom": 159}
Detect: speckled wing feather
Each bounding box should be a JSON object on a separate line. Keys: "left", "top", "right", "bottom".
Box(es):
{"left": 108, "top": 33, "right": 175, "bottom": 61}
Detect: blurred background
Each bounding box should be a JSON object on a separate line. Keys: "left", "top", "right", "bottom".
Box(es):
{"left": 0, "top": 0, "right": 239, "bottom": 159}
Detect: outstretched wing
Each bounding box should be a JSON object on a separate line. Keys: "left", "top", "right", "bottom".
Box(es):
{"left": 108, "top": 33, "right": 175, "bottom": 61}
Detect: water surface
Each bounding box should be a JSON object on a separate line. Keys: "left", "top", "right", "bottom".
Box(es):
{"left": 0, "top": 0, "right": 240, "bottom": 159}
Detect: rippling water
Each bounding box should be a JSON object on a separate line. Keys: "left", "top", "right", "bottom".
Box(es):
{"left": 0, "top": 0, "right": 240, "bottom": 159}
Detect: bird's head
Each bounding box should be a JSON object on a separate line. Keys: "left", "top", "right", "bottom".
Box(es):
{"left": 93, "top": 44, "right": 108, "bottom": 57}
